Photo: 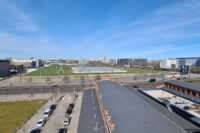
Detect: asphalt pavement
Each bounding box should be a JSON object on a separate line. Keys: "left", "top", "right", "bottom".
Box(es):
{"left": 77, "top": 89, "right": 106, "bottom": 133}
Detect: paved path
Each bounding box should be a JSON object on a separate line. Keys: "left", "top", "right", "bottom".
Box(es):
{"left": 77, "top": 89, "right": 106, "bottom": 133}
{"left": 67, "top": 92, "right": 83, "bottom": 133}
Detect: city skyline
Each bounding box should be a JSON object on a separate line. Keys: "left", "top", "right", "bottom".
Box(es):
{"left": 0, "top": 0, "right": 200, "bottom": 59}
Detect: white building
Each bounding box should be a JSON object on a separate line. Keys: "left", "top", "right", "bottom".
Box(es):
{"left": 11, "top": 58, "right": 43, "bottom": 68}
{"left": 108, "top": 59, "right": 117, "bottom": 65}
{"left": 160, "top": 58, "right": 178, "bottom": 69}
{"left": 100, "top": 56, "right": 107, "bottom": 64}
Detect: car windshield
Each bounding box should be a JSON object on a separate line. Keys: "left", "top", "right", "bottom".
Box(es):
{"left": 38, "top": 121, "right": 43, "bottom": 124}
{"left": 44, "top": 112, "right": 48, "bottom": 114}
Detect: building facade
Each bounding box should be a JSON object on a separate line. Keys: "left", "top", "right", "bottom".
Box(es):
{"left": 176, "top": 57, "right": 200, "bottom": 70}
{"left": 134, "top": 59, "right": 148, "bottom": 66}
{"left": 117, "top": 58, "right": 133, "bottom": 66}
{"left": 160, "top": 57, "right": 200, "bottom": 70}
{"left": 108, "top": 59, "right": 117, "bottom": 65}
{"left": 0, "top": 60, "right": 11, "bottom": 77}
{"left": 160, "top": 58, "right": 178, "bottom": 69}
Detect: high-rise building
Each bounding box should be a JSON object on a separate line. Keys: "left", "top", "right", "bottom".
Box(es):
{"left": 108, "top": 59, "right": 117, "bottom": 65}
{"left": 117, "top": 58, "right": 133, "bottom": 66}
{"left": 0, "top": 60, "right": 11, "bottom": 77}
{"left": 100, "top": 56, "right": 107, "bottom": 63}
{"left": 134, "top": 59, "right": 148, "bottom": 66}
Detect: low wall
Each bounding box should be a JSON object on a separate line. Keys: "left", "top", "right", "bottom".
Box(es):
{"left": 0, "top": 73, "right": 161, "bottom": 86}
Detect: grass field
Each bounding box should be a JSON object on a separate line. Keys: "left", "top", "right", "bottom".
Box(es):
{"left": 25, "top": 65, "right": 162, "bottom": 76}
{"left": 25, "top": 65, "right": 72, "bottom": 76}
{"left": 0, "top": 100, "right": 47, "bottom": 133}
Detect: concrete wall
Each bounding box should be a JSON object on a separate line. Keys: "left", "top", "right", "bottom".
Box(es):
{"left": 0, "top": 73, "right": 162, "bottom": 86}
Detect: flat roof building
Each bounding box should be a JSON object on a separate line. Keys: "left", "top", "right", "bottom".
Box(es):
{"left": 97, "top": 80, "right": 190, "bottom": 133}
{"left": 164, "top": 80, "right": 200, "bottom": 103}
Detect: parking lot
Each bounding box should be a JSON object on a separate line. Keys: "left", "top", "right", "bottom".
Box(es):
{"left": 16, "top": 91, "right": 83, "bottom": 133}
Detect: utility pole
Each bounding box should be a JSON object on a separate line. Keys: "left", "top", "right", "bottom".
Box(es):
{"left": 20, "top": 69, "right": 22, "bottom": 84}
{"left": 139, "top": 65, "right": 141, "bottom": 81}
{"left": 40, "top": 66, "right": 42, "bottom": 93}
{"left": 188, "top": 65, "right": 191, "bottom": 80}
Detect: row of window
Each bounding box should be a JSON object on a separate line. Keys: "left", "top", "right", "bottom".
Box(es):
{"left": 166, "top": 84, "right": 198, "bottom": 98}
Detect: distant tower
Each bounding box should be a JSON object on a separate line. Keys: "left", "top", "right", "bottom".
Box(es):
{"left": 100, "top": 56, "right": 107, "bottom": 63}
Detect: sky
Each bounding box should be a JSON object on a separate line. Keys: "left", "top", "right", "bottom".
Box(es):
{"left": 0, "top": 0, "right": 200, "bottom": 60}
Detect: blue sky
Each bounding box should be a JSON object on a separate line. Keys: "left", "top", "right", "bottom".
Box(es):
{"left": 0, "top": 0, "right": 200, "bottom": 60}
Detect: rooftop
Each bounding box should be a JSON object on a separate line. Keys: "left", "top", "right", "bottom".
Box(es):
{"left": 97, "top": 80, "right": 187, "bottom": 133}
{"left": 165, "top": 80, "right": 200, "bottom": 92}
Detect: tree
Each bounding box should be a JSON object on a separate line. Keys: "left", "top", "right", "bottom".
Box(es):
{"left": 192, "top": 67, "right": 200, "bottom": 74}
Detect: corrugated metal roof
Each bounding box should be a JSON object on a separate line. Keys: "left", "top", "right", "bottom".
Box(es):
{"left": 166, "top": 80, "right": 200, "bottom": 92}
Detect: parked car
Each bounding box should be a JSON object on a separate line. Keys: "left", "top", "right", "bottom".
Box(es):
{"left": 50, "top": 104, "right": 57, "bottom": 111}
{"left": 66, "top": 108, "right": 72, "bottom": 115}
{"left": 64, "top": 116, "right": 70, "bottom": 126}
{"left": 43, "top": 108, "right": 52, "bottom": 118}
{"left": 59, "top": 128, "right": 67, "bottom": 133}
{"left": 68, "top": 103, "right": 74, "bottom": 109}
{"left": 36, "top": 118, "right": 46, "bottom": 128}
{"left": 149, "top": 78, "right": 156, "bottom": 82}
{"left": 30, "top": 129, "right": 41, "bottom": 133}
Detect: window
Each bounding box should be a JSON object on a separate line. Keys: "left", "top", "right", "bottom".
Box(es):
{"left": 193, "top": 91, "right": 196, "bottom": 97}
{"left": 187, "top": 90, "right": 190, "bottom": 95}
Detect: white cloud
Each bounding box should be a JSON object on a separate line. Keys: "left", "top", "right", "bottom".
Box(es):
{"left": 0, "top": 31, "right": 62, "bottom": 59}
{"left": 80, "top": 0, "right": 200, "bottom": 56}
{"left": 0, "top": 0, "right": 39, "bottom": 32}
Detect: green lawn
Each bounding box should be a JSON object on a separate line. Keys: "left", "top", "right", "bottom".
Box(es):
{"left": 25, "top": 65, "right": 162, "bottom": 76}
{"left": 25, "top": 65, "right": 72, "bottom": 76}
{"left": 0, "top": 100, "right": 47, "bottom": 133}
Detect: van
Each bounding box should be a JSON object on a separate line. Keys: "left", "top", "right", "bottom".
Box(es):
{"left": 43, "top": 108, "right": 52, "bottom": 118}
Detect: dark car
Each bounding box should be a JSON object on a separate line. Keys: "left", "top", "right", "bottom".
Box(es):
{"left": 66, "top": 108, "right": 72, "bottom": 115}
{"left": 50, "top": 104, "right": 57, "bottom": 111}
{"left": 68, "top": 103, "right": 74, "bottom": 109}
{"left": 30, "top": 129, "right": 41, "bottom": 133}
{"left": 59, "top": 128, "right": 67, "bottom": 133}
{"left": 149, "top": 78, "right": 156, "bottom": 82}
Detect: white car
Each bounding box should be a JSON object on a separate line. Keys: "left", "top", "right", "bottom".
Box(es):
{"left": 64, "top": 117, "right": 70, "bottom": 126}
{"left": 43, "top": 108, "right": 52, "bottom": 118}
{"left": 36, "top": 118, "right": 46, "bottom": 128}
